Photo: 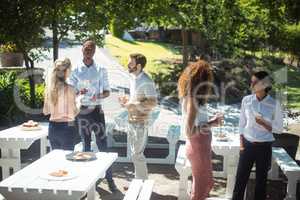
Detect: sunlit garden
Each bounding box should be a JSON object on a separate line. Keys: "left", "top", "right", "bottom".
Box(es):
{"left": 0, "top": 1, "right": 300, "bottom": 200}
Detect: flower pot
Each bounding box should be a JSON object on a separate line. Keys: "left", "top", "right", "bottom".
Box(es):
{"left": 0, "top": 52, "right": 24, "bottom": 67}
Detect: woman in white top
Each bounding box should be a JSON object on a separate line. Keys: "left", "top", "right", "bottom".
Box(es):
{"left": 178, "top": 60, "right": 223, "bottom": 200}
{"left": 232, "top": 71, "right": 283, "bottom": 200}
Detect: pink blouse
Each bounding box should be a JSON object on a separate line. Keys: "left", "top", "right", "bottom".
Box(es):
{"left": 43, "top": 86, "right": 78, "bottom": 122}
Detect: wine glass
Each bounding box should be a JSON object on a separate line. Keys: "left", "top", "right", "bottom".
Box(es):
{"left": 216, "top": 102, "right": 225, "bottom": 137}
{"left": 118, "top": 88, "right": 128, "bottom": 105}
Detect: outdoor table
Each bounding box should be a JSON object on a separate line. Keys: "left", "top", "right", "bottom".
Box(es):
{"left": 0, "top": 123, "right": 48, "bottom": 179}
{"left": 175, "top": 132, "right": 240, "bottom": 200}
{"left": 211, "top": 133, "right": 240, "bottom": 198}
{"left": 0, "top": 150, "right": 118, "bottom": 200}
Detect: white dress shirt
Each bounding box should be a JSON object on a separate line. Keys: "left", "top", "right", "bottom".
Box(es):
{"left": 67, "top": 60, "right": 110, "bottom": 106}
{"left": 239, "top": 94, "right": 283, "bottom": 142}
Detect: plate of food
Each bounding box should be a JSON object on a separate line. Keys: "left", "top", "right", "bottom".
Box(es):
{"left": 39, "top": 169, "right": 77, "bottom": 181}
{"left": 20, "top": 120, "right": 42, "bottom": 131}
{"left": 65, "top": 152, "right": 97, "bottom": 162}
{"left": 215, "top": 133, "right": 230, "bottom": 142}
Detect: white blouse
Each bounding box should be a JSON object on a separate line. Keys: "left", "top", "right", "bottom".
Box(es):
{"left": 239, "top": 94, "right": 283, "bottom": 142}
{"left": 181, "top": 98, "right": 209, "bottom": 135}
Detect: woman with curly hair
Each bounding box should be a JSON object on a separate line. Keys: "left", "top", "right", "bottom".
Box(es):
{"left": 178, "top": 60, "right": 223, "bottom": 200}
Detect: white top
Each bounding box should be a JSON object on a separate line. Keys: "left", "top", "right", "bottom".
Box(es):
{"left": 68, "top": 60, "right": 110, "bottom": 106}
{"left": 239, "top": 94, "right": 283, "bottom": 142}
{"left": 129, "top": 71, "right": 157, "bottom": 101}
{"left": 181, "top": 99, "right": 209, "bottom": 135}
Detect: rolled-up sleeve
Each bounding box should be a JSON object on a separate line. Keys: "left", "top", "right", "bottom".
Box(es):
{"left": 272, "top": 101, "right": 284, "bottom": 134}
{"left": 102, "top": 68, "right": 111, "bottom": 92}
{"left": 239, "top": 97, "right": 247, "bottom": 135}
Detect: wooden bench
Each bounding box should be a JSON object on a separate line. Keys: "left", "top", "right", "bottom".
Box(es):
{"left": 123, "top": 179, "right": 154, "bottom": 200}
{"left": 270, "top": 147, "right": 300, "bottom": 200}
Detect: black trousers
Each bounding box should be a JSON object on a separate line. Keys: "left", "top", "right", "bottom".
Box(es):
{"left": 232, "top": 138, "right": 272, "bottom": 200}
{"left": 76, "top": 105, "right": 113, "bottom": 183}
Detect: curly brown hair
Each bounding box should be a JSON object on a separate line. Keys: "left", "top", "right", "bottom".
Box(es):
{"left": 178, "top": 60, "right": 214, "bottom": 105}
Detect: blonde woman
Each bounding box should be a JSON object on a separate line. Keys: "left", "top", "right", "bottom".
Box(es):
{"left": 43, "top": 58, "right": 78, "bottom": 150}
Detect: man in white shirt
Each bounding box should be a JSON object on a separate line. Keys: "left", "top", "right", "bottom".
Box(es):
{"left": 232, "top": 71, "right": 283, "bottom": 200}
{"left": 119, "top": 53, "right": 157, "bottom": 179}
{"left": 68, "top": 39, "right": 117, "bottom": 192}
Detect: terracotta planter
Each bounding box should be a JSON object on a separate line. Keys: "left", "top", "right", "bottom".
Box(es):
{"left": 0, "top": 52, "right": 24, "bottom": 67}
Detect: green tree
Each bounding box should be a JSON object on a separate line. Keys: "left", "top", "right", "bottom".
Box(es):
{"left": 43, "top": 0, "right": 108, "bottom": 61}
{"left": 0, "top": 0, "right": 46, "bottom": 107}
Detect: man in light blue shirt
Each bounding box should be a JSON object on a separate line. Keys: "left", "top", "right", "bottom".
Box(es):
{"left": 68, "top": 39, "right": 116, "bottom": 192}
{"left": 232, "top": 71, "right": 283, "bottom": 200}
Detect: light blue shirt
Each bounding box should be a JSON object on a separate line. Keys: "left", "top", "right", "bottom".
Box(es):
{"left": 68, "top": 60, "right": 110, "bottom": 106}
{"left": 239, "top": 94, "right": 283, "bottom": 142}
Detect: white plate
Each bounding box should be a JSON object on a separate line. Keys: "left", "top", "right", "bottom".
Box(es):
{"left": 39, "top": 170, "right": 78, "bottom": 181}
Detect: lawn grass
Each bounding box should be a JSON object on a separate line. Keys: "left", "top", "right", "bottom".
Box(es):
{"left": 104, "top": 35, "right": 181, "bottom": 75}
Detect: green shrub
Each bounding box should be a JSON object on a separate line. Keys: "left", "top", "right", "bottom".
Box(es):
{"left": 0, "top": 70, "right": 45, "bottom": 125}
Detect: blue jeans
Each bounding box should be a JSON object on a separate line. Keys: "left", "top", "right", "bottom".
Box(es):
{"left": 48, "top": 121, "right": 77, "bottom": 151}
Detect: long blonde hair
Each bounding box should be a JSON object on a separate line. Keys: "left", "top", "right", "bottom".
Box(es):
{"left": 49, "top": 58, "right": 72, "bottom": 105}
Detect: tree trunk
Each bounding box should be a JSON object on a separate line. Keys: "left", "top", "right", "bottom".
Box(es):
{"left": 52, "top": 18, "right": 59, "bottom": 61}
{"left": 181, "top": 28, "right": 189, "bottom": 67}
{"left": 158, "top": 26, "right": 166, "bottom": 42}
{"left": 23, "top": 53, "right": 36, "bottom": 108}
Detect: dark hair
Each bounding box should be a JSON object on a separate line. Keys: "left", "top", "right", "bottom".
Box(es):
{"left": 252, "top": 71, "right": 272, "bottom": 93}
{"left": 82, "top": 38, "right": 96, "bottom": 47}
{"left": 130, "top": 53, "right": 147, "bottom": 69}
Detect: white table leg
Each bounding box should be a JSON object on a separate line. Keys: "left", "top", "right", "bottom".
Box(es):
{"left": 284, "top": 175, "right": 299, "bottom": 200}
{"left": 1, "top": 149, "right": 10, "bottom": 179}
{"left": 11, "top": 149, "right": 21, "bottom": 173}
{"left": 177, "top": 166, "right": 190, "bottom": 200}
{"left": 87, "top": 185, "right": 96, "bottom": 200}
{"left": 40, "top": 137, "right": 47, "bottom": 157}
{"left": 225, "top": 155, "right": 239, "bottom": 199}
{"left": 126, "top": 133, "right": 131, "bottom": 160}
{"left": 166, "top": 129, "right": 180, "bottom": 164}
{"left": 223, "top": 155, "right": 228, "bottom": 178}
{"left": 269, "top": 158, "right": 279, "bottom": 180}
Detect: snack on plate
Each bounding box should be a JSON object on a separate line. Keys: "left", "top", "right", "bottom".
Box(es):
{"left": 22, "top": 120, "right": 39, "bottom": 128}
{"left": 49, "top": 170, "right": 68, "bottom": 177}
{"left": 218, "top": 133, "right": 226, "bottom": 138}
{"left": 73, "top": 152, "right": 92, "bottom": 160}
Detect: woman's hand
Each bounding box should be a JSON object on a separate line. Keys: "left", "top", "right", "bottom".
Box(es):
{"left": 255, "top": 116, "right": 272, "bottom": 132}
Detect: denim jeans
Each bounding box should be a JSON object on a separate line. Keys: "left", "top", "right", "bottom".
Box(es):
{"left": 48, "top": 121, "right": 77, "bottom": 151}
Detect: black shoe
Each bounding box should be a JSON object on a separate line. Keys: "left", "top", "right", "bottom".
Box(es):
{"left": 108, "top": 180, "right": 117, "bottom": 193}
